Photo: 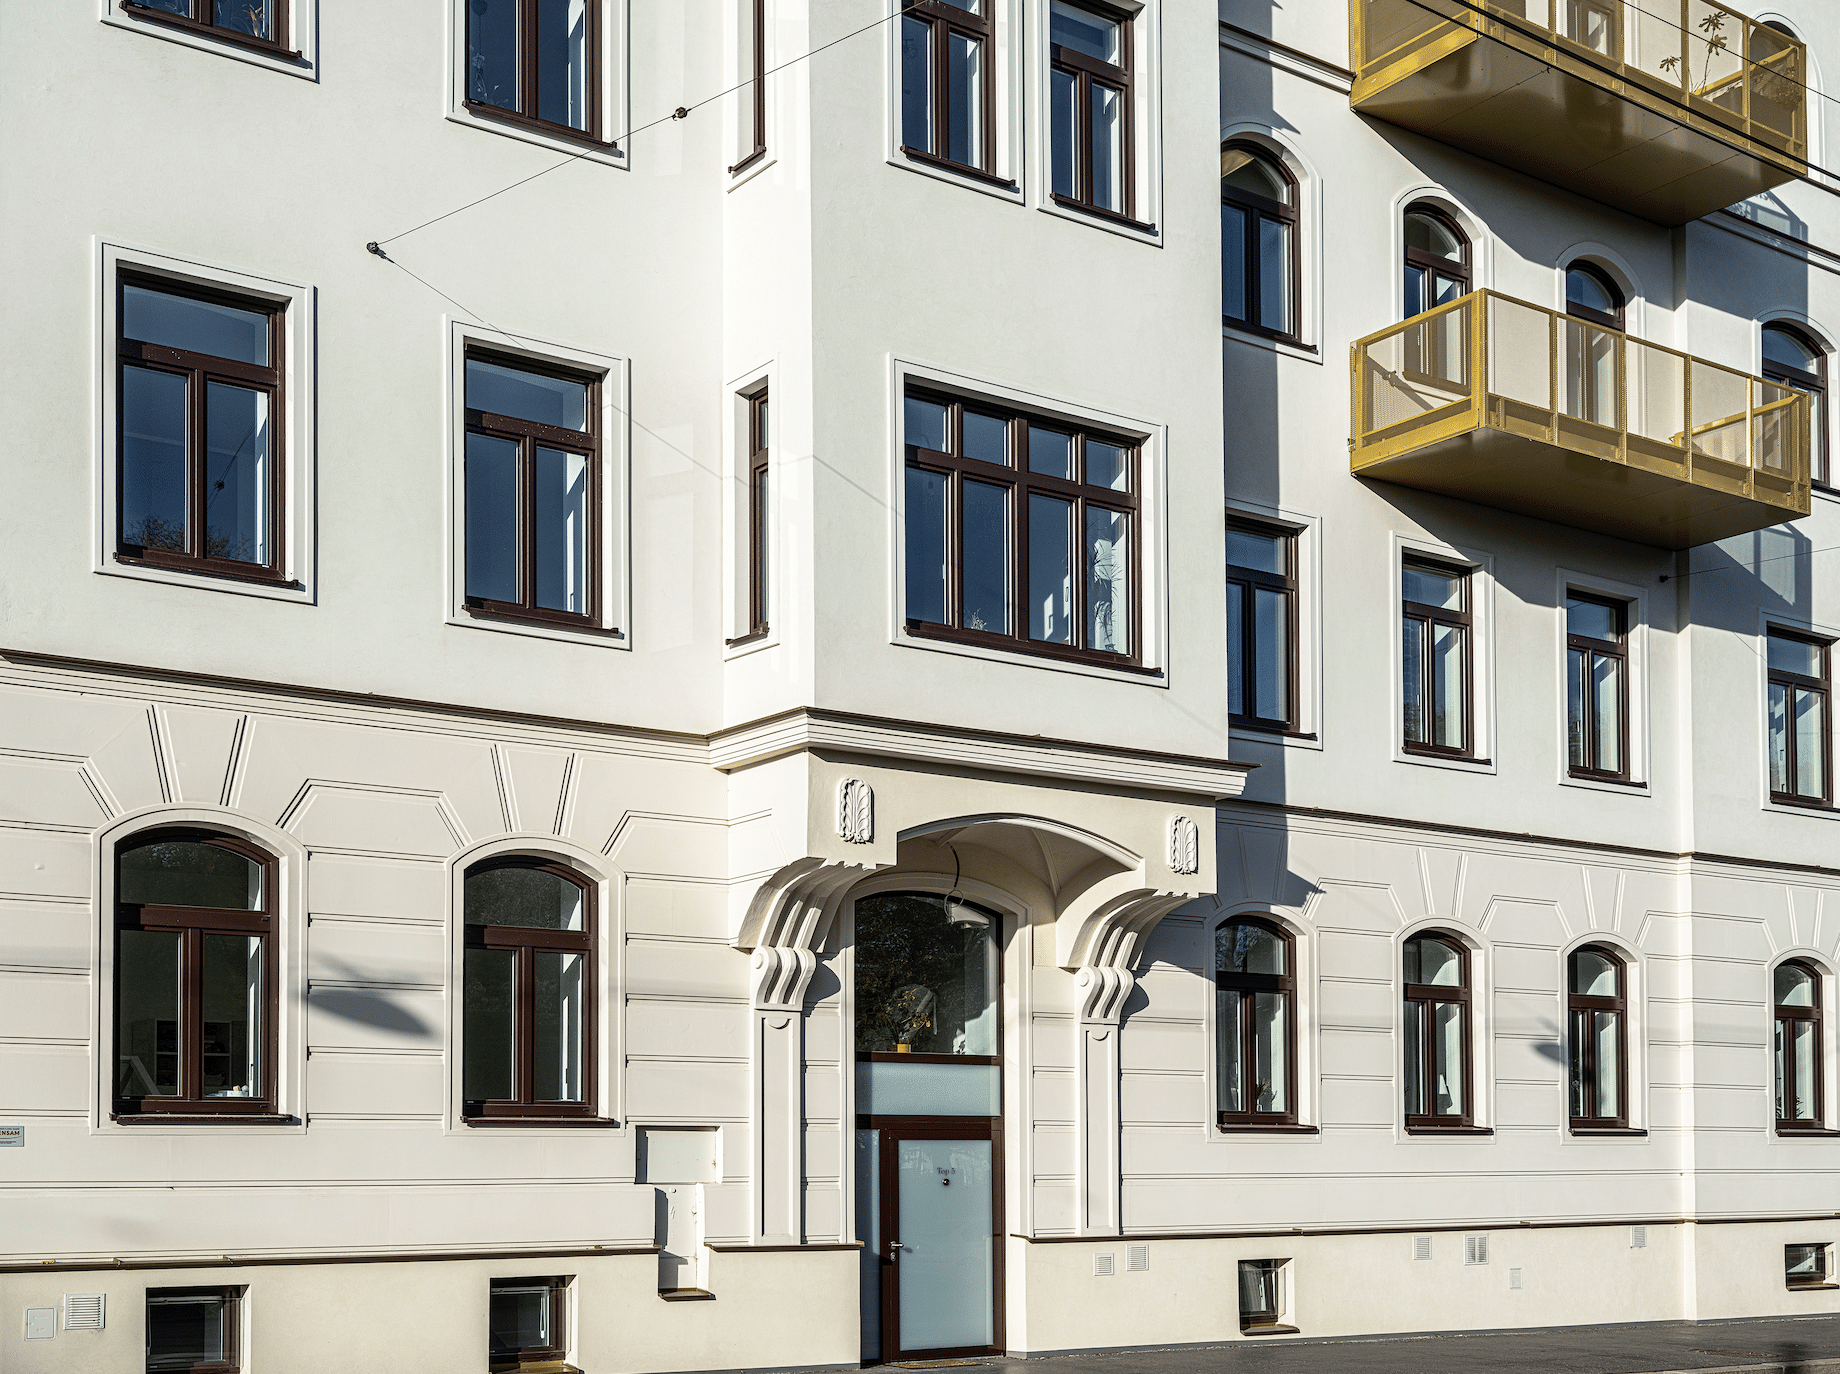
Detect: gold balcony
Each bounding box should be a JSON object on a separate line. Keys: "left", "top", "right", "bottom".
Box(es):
{"left": 1352, "top": 0, "right": 1807, "bottom": 224}
{"left": 1351, "top": 291, "right": 1809, "bottom": 548}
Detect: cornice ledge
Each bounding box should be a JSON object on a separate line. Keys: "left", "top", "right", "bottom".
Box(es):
{"left": 710, "top": 708, "right": 1255, "bottom": 799}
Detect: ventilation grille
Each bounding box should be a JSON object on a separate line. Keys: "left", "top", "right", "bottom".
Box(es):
{"left": 1094, "top": 1253, "right": 1114, "bottom": 1276}
{"left": 1412, "top": 1235, "right": 1432, "bottom": 1261}
{"left": 64, "top": 1295, "right": 104, "bottom": 1331}
{"left": 1508, "top": 1268, "right": 1523, "bottom": 1290}
{"left": 1126, "top": 1245, "right": 1149, "bottom": 1272}
{"left": 1631, "top": 1226, "right": 1647, "bottom": 1249}
{"left": 1464, "top": 1234, "right": 1489, "bottom": 1266}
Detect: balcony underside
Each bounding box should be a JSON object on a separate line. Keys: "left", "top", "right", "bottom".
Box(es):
{"left": 1354, "top": 31, "right": 1803, "bottom": 225}
{"left": 1354, "top": 410, "right": 1800, "bottom": 549}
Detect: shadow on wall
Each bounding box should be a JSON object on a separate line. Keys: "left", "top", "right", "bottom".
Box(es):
{"left": 308, "top": 956, "right": 434, "bottom": 1037}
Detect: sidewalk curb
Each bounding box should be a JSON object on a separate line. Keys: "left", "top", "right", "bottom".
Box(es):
{"left": 1652, "top": 1362, "right": 1840, "bottom": 1374}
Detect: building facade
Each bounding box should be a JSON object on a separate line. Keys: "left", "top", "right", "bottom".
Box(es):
{"left": 2, "top": 0, "right": 1838, "bottom": 1370}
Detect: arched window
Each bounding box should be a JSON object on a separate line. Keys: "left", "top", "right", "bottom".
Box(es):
{"left": 1403, "top": 932, "right": 1470, "bottom": 1129}
{"left": 1402, "top": 206, "right": 1469, "bottom": 319}
{"left": 1568, "top": 945, "right": 1627, "bottom": 1129}
{"left": 1776, "top": 959, "right": 1824, "bottom": 1130}
{"left": 1565, "top": 261, "right": 1624, "bottom": 330}
{"left": 463, "top": 858, "right": 596, "bottom": 1121}
{"left": 115, "top": 830, "right": 276, "bottom": 1118}
{"left": 1763, "top": 324, "right": 1827, "bottom": 486}
{"left": 1215, "top": 918, "right": 1296, "bottom": 1128}
{"left": 1562, "top": 261, "right": 1623, "bottom": 427}
{"left": 1221, "top": 144, "right": 1297, "bottom": 340}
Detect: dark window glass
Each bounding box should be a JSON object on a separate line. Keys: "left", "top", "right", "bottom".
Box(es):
{"left": 900, "top": 0, "right": 993, "bottom": 175}
{"left": 1220, "top": 145, "right": 1298, "bottom": 340}
{"left": 1227, "top": 521, "right": 1296, "bottom": 730}
{"left": 123, "top": 0, "right": 282, "bottom": 49}
{"left": 488, "top": 1276, "right": 569, "bottom": 1371}
{"left": 1776, "top": 960, "right": 1823, "bottom": 1129}
{"left": 1237, "top": 1260, "right": 1285, "bottom": 1328}
{"left": 733, "top": 0, "right": 767, "bottom": 171}
{"left": 1768, "top": 630, "right": 1830, "bottom": 805}
{"left": 467, "top": 0, "right": 599, "bottom": 141}
{"left": 1566, "top": 594, "right": 1629, "bottom": 780}
{"left": 146, "top": 1287, "right": 239, "bottom": 1374}
{"left": 463, "top": 862, "right": 596, "bottom": 1120}
{"left": 1216, "top": 919, "right": 1296, "bottom": 1127}
{"left": 463, "top": 353, "right": 601, "bottom": 630}
{"left": 853, "top": 892, "right": 998, "bottom": 1056}
{"left": 118, "top": 278, "right": 282, "bottom": 580}
{"left": 1404, "top": 934, "right": 1470, "bottom": 1128}
{"left": 1048, "top": 0, "right": 1134, "bottom": 220}
{"left": 903, "top": 389, "right": 1140, "bottom": 667}
{"left": 1568, "top": 946, "right": 1627, "bottom": 1128}
{"left": 737, "top": 390, "right": 771, "bottom": 638}
{"left": 1763, "top": 324, "right": 1827, "bottom": 486}
{"left": 1402, "top": 558, "right": 1472, "bottom": 757}
{"left": 1787, "top": 1244, "right": 1829, "bottom": 1288}
{"left": 1403, "top": 208, "right": 1469, "bottom": 320}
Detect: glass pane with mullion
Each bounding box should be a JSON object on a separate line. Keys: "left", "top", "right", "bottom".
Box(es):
{"left": 1221, "top": 203, "right": 1248, "bottom": 323}
{"left": 961, "top": 479, "right": 1009, "bottom": 635}
{"left": 1050, "top": 67, "right": 1077, "bottom": 198}
{"left": 905, "top": 466, "right": 949, "bottom": 626}
{"left": 1431, "top": 1000, "right": 1464, "bottom": 1115}
{"left": 1593, "top": 1010, "right": 1619, "bottom": 1118}
{"left": 1567, "top": 647, "right": 1588, "bottom": 769}
{"left": 1227, "top": 582, "right": 1246, "bottom": 717}
{"left": 1568, "top": 1007, "right": 1587, "bottom": 1117}
{"left": 536, "top": 0, "right": 591, "bottom": 131}
{"left": 946, "top": 30, "right": 983, "bottom": 168}
{"left": 1769, "top": 681, "right": 1791, "bottom": 793}
{"left": 118, "top": 929, "right": 182, "bottom": 1098}
{"left": 1793, "top": 686, "right": 1826, "bottom": 799}
{"left": 1251, "top": 586, "right": 1287, "bottom": 723}
{"left": 1790, "top": 1018, "right": 1816, "bottom": 1119}
{"left": 1251, "top": 991, "right": 1286, "bottom": 1113}
{"left": 901, "top": 16, "right": 934, "bottom": 153}
{"left": 468, "top": 0, "right": 520, "bottom": 111}
{"left": 466, "top": 433, "right": 521, "bottom": 605}
{"left": 147, "top": 1294, "right": 227, "bottom": 1371}
{"left": 1403, "top": 615, "right": 1427, "bottom": 744}
{"left": 204, "top": 381, "right": 270, "bottom": 566}
{"left": 1403, "top": 999, "right": 1425, "bottom": 1116}
{"left": 534, "top": 446, "right": 590, "bottom": 614}
{"left": 213, "top": 0, "right": 274, "bottom": 38}
{"left": 1216, "top": 986, "right": 1244, "bottom": 1114}
{"left": 464, "top": 946, "right": 517, "bottom": 1102}
{"left": 139, "top": 0, "right": 195, "bottom": 15}
{"left": 123, "top": 285, "right": 270, "bottom": 366}
{"left": 467, "top": 359, "right": 589, "bottom": 432}
{"left": 1028, "top": 425, "right": 1072, "bottom": 479}
{"left": 122, "top": 365, "right": 190, "bottom": 554}
{"left": 1591, "top": 650, "right": 1622, "bottom": 774}
{"left": 1028, "top": 495, "right": 1075, "bottom": 645}
{"left": 533, "top": 950, "right": 584, "bottom": 1102}
{"left": 1090, "top": 82, "right": 1123, "bottom": 212}
{"left": 200, "top": 933, "right": 261, "bottom": 1098}
{"left": 490, "top": 1284, "right": 553, "bottom": 1354}
{"left": 1258, "top": 213, "right": 1290, "bottom": 335}
{"left": 753, "top": 463, "right": 771, "bottom": 624}
{"left": 1084, "top": 505, "right": 1128, "bottom": 654}
{"left": 1430, "top": 621, "right": 1465, "bottom": 751}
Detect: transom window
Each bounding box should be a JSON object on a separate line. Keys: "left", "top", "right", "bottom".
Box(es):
{"left": 1049, "top": 0, "right": 1134, "bottom": 221}
{"left": 463, "top": 860, "right": 596, "bottom": 1121}
{"left": 117, "top": 277, "right": 285, "bottom": 584}
{"left": 1768, "top": 628, "right": 1830, "bottom": 806}
{"left": 1403, "top": 933, "right": 1470, "bottom": 1130}
{"left": 466, "top": 0, "right": 601, "bottom": 143}
{"left": 1776, "top": 960, "right": 1823, "bottom": 1130}
{"left": 1215, "top": 919, "right": 1296, "bottom": 1128}
{"left": 146, "top": 1286, "right": 242, "bottom": 1374}
{"left": 1402, "top": 557, "right": 1473, "bottom": 758}
{"left": 900, "top": 0, "right": 996, "bottom": 176}
{"left": 1220, "top": 144, "right": 1297, "bottom": 340}
{"left": 903, "top": 389, "right": 1139, "bottom": 667}
{"left": 1565, "top": 261, "right": 1625, "bottom": 330}
{"left": 1402, "top": 207, "right": 1468, "bottom": 319}
{"left": 115, "top": 833, "right": 276, "bottom": 1120}
{"left": 121, "top": 0, "right": 288, "bottom": 55}
{"left": 1568, "top": 946, "right": 1627, "bottom": 1129}
{"left": 489, "top": 1276, "right": 571, "bottom": 1371}
{"left": 1567, "top": 593, "right": 1628, "bottom": 780}
{"left": 464, "top": 352, "right": 601, "bottom": 630}
{"left": 1227, "top": 521, "right": 1296, "bottom": 731}
{"left": 1763, "top": 324, "right": 1827, "bottom": 486}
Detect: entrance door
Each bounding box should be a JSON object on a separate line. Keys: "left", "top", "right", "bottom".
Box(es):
{"left": 877, "top": 1121, "right": 1002, "bottom": 1359}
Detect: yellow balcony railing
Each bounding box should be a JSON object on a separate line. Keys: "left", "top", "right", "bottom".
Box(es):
{"left": 1351, "top": 291, "right": 1809, "bottom": 548}
{"left": 1352, "top": 0, "right": 1807, "bottom": 224}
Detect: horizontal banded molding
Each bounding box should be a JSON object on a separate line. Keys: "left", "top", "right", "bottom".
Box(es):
{"left": 627, "top": 1054, "right": 747, "bottom": 1065}
{"left": 0, "top": 891, "right": 88, "bottom": 905}
{"left": 307, "top": 1112, "right": 444, "bottom": 1122}
{"left": 308, "top": 912, "right": 444, "bottom": 929}
{"left": 0, "top": 1035, "right": 87, "bottom": 1048}
{"left": 0, "top": 820, "right": 95, "bottom": 836}
{"left": 1218, "top": 21, "right": 1354, "bottom": 92}
{"left": 0, "top": 1243, "right": 661, "bottom": 1274}
{"left": 0, "top": 964, "right": 88, "bottom": 977}
{"left": 711, "top": 707, "right": 1252, "bottom": 798}
{"left": 308, "top": 1045, "right": 444, "bottom": 1058}
{"left": 308, "top": 979, "right": 443, "bottom": 994}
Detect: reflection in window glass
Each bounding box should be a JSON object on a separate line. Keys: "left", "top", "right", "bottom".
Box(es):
{"left": 1090, "top": 84, "right": 1122, "bottom": 212}
{"left": 146, "top": 1291, "right": 230, "bottom": 1372}
{"left": 962, "top": 480, "right": 1010, "bottom": 635}
{"left": 200, "top": 934, "right": 261, "bottom": 1098}
{"left": 1084, "top": 505, "right": 1128, "bottom": 654}
{"left": 855, "top": 892, "right": 998, "bottom": 1055}
{"left": 1049, "top": 0, "right": 1118, "bottom": 60}
{"left": 465, "top": 433, "right": 521, "bottom": 604}
{"left": 1028, "top": 494, "right": 1074, "bottom": 644}
{"left": 122, "top": 367, "right": 190, "bottom": 553}
{"left": 120, "top": 840, "right": 263, "bottom": 910}
{"left": 466, "top": 866, "right": 585, "bottom": 929}
{"left": 468, "top": 0, "right": 520, "bottom": 111}
{"left": 467, "top": 359, "right": 589, "bottom": 431}
{"left": 906, "top": 467, "right": 949, "bottom": 625}
{"left": 534, "top": 447, "right": 589, "bottom": 614}
{"left": 124, "top": 285, "right": 269, "bottom": 365}
{"left": 1028, "top": 426, "right": 1072, "bottom": 479}
{"left": 464, "top": 947, "right": 516, "bottom": 1102}
{"left": 901, "top": 17, "right": 933, "bottom": 153}
{"left": 534, "top": 950, "right": 585, "bottom": 1101}
{"left": 537, "top": 0, "right": 591, "bottom": 132}
{"left": 962, "top": 411, "right": 1007, "bottom": 465}
{"left": 947, "top": 32, "right": 982, "bottom": 167}
{"left": 117, "top": 929, "right": 181, "bottom": 1098}
{"left": 1050, "top": 68, "right": 1076, "bottom": 198}
{"left": 905, "top": 397, "right": 949, "bottom": 453}
{"left": 204, "top": 382, "right": 269, "bottom": 566}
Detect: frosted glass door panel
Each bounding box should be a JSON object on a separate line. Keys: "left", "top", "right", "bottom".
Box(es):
{"left": 857, "top": 1061, "right": 1000, "bottom": 1116}
{"left": 897, "top": 1137, "right": 994, "bottom": 1352}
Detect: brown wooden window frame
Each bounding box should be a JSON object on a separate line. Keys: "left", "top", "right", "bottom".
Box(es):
{"left": 1403, "top": 932, "right": 1475, "bottom": 1133}
{"left": 118, "top": 0, "right": 296, "bottom": 60}
{"left": 1215, "top": 917, "right": 1299, "bottom": 1130}
{"left": 903, "top": 386, "right": 1144, "bottom": 672}
{"left": 1767, "top": 627, "right": 1832, "bottom": 809}
{"left": 488, "top": 1275, "right": 571, "bottom": 1371}
{"left": 145, "top": 1285, "right": 243, "bottom": 1374}
{"left": 462, "top": 858, "right": 599, "bottom": 1124}
{"left": 1776, "top": 958, "right": 1825, "bottom": 1133}
{"left": 463, "top": 0, "right": 609, "bottom": 150}
{"left": 1401, "top": 556, "right": 1476, "bottom": 761}
{"left": 1048, "top": 0, "right": 1140, "bottom": 227}
{"left": 1402, "top": 204, "right": 1470, "bottom": 322}
{"left": 1565, "top": 260, "right": 1626, "bottom": 331}
{"left": 898, "top": 0, "right": 1003, "bottom": 183}
{"left": 463, "top": 349, "right": 605, "bottom": 634}
{"left": 1568, "top": 944, "right": 1629, "bottom": 1131}
{"left": 731, "top": 0, "right": 768, "bottom": 173}
{"left": 1220, "top": 143, "right": 1300, "bottom": 344}
{"left": 731, "top": 388, "right": 771, "bottom": 642}
{"left": 1763, "top": 323, "right": 1828, "bottom": 489}
{"left": 113, "top": 831, "right": 280, "bottom": 1124}
{"left": 1227, "top": 518, "right": 1299, "bottom": 734}
{"left": 116, "top": 273, "right": 288, "bottom": 588}
{"left": 1566, "top": 592, "right": 1631, "bottom": 783}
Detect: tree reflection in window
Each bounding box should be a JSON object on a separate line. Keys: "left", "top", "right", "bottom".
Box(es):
{"left": 854, "top": 892, "right": 998, "bottom": 1055}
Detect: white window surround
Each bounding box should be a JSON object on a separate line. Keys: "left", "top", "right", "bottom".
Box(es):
{"left": 99, "top": 0, "right": 320, "bottom": 80}
{"left": 1226, "top": 500, "right": 1322, "bottom": 751}
{"left": 1201, "top": 904, "right": 1319, "bottom": 1144}
{"left": 445, "top": 0, "right": 630, "bottom": 168}
{"left": 1554, "top": 568, "right": 1651, "bottom": 796}
{"left": 1556, "top": 933, "right": 1648, "bottom": 1140}
{"left": 1551, "top": 242, "right": 1647, "bottom": 341}
{"left": 1391, "top": 533, "right": 1497, "bottom": 774}
{"left": 1030, "top": 0, "right": 1164, "bottom": 243}
{"left": 1768, "top": 950, "right": 1838, "bottom": 1137}
{"left": 89, "top": 807, "right": 307, "bottom": 1136}
{"left": 885, "top": 355, "right": 1171, "bottom": 685}
{"left": 1396, "top": 919, "right": 1495, "bottom": 1135}
{"left": 1219, "top": 123, "right": 1322, "bottom": 364}
{"left": 445, "top": 319, "right": 631, "bottom": 649}
{"left": 725, "top": 362, "right": 778, "bottom": 658}
{"left": 95, "top": 241, "right": 317, "bottom": 605}
{"left": 728, "top": 0, "right": 779, "bottom": 189}
{"left": 883, "top": 0, "right": 1025, "bottom": 204}
{"left": 1757, "top": 608, "right": 1840, "bottom": 820}
{"left": 1391, "top": 184, "right": 1494, "bottom": 319}
{"left": 441, "top": 835, "right": 623, "bottom": 1135}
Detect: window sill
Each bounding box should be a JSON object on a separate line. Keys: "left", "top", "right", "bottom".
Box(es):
{"left": 1569, "top": 1126, "right": 1647, "bottom": 1136}
{"left": 114, "top": 551, "right": 300, "bottom": 591}
{"left": 1405, "top": 1126, "right": 1493, "bottom": 1136}
{"left": 1566, "top": 771, "right": 1646, "bottom": 788}
{"left": 1776, "top": 1125, "right": 1840, "bottom": 1137}
{"left": 1218, "top": 1123, "right": 1319, "bottom": 1134}
{"left": 462, "top": 101, "right": 619, "bottom": 155}
{"left": 1223, "top": 323, "right": 1322, "bottom": 365}
{"left": 903, "top": 620, "right": 1160, "bottom": 677}
{"left": 658, "top": 1289, "right": 716, "bottom": 1302}
{"left": 461, "top": 1116, "right": 620, "bottom": 1128}
{"left": 464, "top": 600, "right": 622, "bottom": 638}
{"left": 898, "top": 146, "right": 1019, "bottom": 192}
{"left": 1240, "top": 1324, "right": 1299, "bottom": 1336}
{"left": 1767, "top": 794, "right": 1840, "bottom": 815}
{"left": 1046, "top": 193, "right": 1158, "bottom": 238}
{"left": 1789, "top": 1283, "right": 1840, "bottom": 1292}
{"left": 446, "top": 107, "right": 626, "bottom": 168}
{"left": 112, "top": 1113, "right": 296, "bottom": 1125}
{"left": 117, "top": 0, "right": 304, "bottom": 60}
{"left": 1230, "top": 721, "right": 1317, "bottom": 741}
{"left": 725, "top": 627, "right": 771, "bottom": 648}
{"left": 1396, "top": 748, "right": 1497, "bottom": 776}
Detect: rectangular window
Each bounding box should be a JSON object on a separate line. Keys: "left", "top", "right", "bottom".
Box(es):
{"left": 119, "top": 0, "right": 289, "bottom": 56}
{"left": 1787, "top": 1243, "right": 1831, "bottom": 1289}
{"left": 466, "top": 0, "right": 601, "bottom": 144}
{"left": 903, "top": 388, "right": 1138, "bottom": 668}
{"left": 900, "top": 0, "right": 996, "bottom": 177}
{"left": 1048, "top": 0, "right": 1134, "bottom": 222}
{"left": 1402, "top": 557, "right": 1472, "bottom": 758}
{"left": 1227, "top": 521, "right": 1296, "bottom": 731}
{"left": 464, "top": 352, "right": 602, "bottom": 632}
{"left": 1769, "top": 629, "right": 1831, "bottom": 806}
{"left": 1237, "top": 1259, "right": 1286, "bottom": 1330}
{"left": 489, "top": 1276, "right": 570, "bottom": 1371}
{"left": 741, "top": 390, "right": 771, "bottom": 638}
{"left": 146, "top": 1287, "right": 240, "bottom": 1374}
{"left": 117, "top": 277, "right": 285, "bottom": 585}
{"left": 1566, "top": 593, "right": 1628, "bottom": 780}
{"left": 732, "top": 0, "right": 767, "bottom": 171}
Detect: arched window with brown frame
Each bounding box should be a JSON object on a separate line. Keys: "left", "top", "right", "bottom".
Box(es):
{"left": 462, "top": 857, "right": 598, "bottom": 1122}
{"left": 1569, "top": 944, "right": 1628, "bottom": 1130}
{"left": 1565, "top": 261, "right": 1625, "bottom": 330}
{"left": 1776, "top": 959, "right": 1825, "bottom": 1131}
{"left": 114, "top": 830, "right": 278, "bottom": 1121}
{"left": 1215, "top": 917, "right": 1297, "bottom": 1128}
{"left": 1220, "top": 144, "right": 1298, "bottom": 342}
{"left": 1403, "top": 932, "right": 1471, "bottom": 1130}
{"left": 1563, "top": 261, "right": 1625, "bottom": 428}
{"left": 1763, "top": 323, "right": 1828, "bottom": 487}
{"left": 1402, "top": 206, "right": 1469, "bottom": 320}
